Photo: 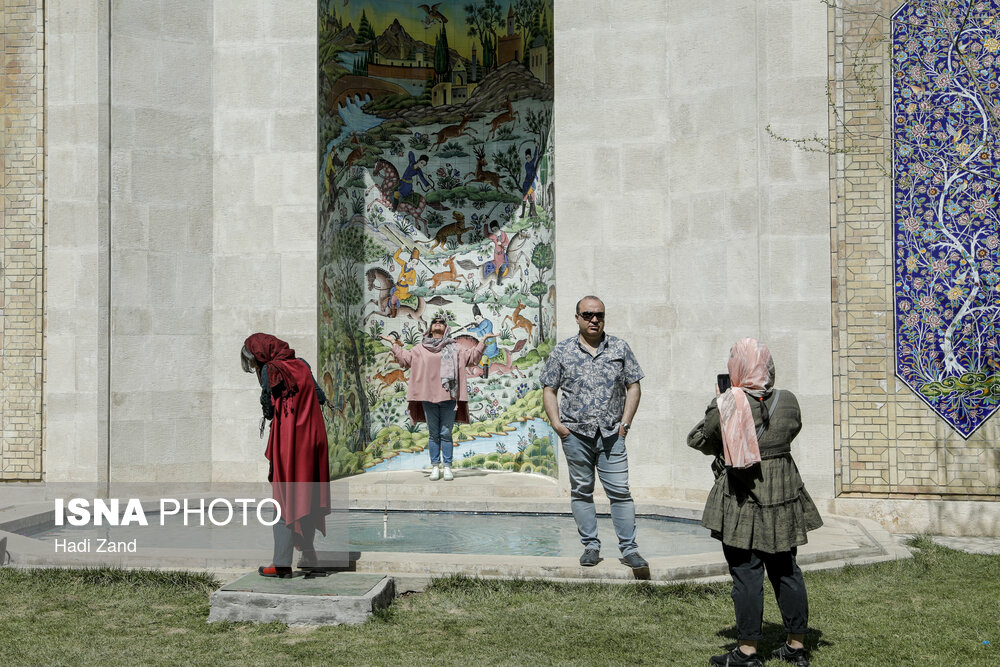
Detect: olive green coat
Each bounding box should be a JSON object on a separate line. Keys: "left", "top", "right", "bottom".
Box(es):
{"left": 687, "top": 389, "right": 823, "bottom": 553}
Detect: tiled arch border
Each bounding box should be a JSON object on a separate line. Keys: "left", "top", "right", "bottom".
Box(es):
{"left": 830, "top": 0, "right": 1000, "bottom": 498}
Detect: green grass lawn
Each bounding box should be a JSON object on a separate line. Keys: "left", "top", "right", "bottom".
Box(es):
{"left": 0, "top": 538, "right": 996, "bottom": 666}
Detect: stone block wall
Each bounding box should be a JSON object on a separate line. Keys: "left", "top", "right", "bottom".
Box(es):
{"left": 0, "top": 0, "right": 44, "bottom": 480}
{"left": 45, "top": 0, "right": 109, "bottom": 486}
{"left": 18, "top": 0, "right": 999, "bottom": 534}
{"left": 210, "top": 0, "right": 318, "bottom": 483}
{"left": 554, "top": 0, "right": 834, "bottom": 500}
{"left": 41, "top": 0, "right": 317, "bottom": 486}
{"left": 106, "top": 0, "right": 215, "bottom": 483}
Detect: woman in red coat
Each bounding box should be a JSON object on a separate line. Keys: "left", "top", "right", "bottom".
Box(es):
{"left": 242, "top": 333, "right": 331, "bottom": 578}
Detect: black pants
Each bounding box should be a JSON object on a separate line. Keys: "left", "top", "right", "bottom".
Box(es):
{"left": 723, "top": 544, "right": 809, "bottom": 641}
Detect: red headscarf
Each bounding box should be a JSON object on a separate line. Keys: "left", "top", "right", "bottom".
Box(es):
{"left": 244, "top": 333, "right": 300, "bottom": 398}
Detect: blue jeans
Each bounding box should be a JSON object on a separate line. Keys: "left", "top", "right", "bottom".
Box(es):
{"left": 423, "top": 400, "right": 456, "bottom": 466}
{"left": 561, "top": 430, "right": 638, "bottom": 556}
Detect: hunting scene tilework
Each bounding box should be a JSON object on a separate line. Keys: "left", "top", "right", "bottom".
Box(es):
{"left": 317, "top": 1, "right": 557, "bottom": 479}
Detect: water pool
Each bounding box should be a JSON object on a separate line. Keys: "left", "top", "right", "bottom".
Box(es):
{"left": 348, "top": 511, "right": 716, "bottom": 557}
{"left": 21, "top": 510, "right": 718, "bottom": 558}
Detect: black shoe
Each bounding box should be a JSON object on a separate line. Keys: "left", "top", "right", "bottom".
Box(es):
{"left": 771, "top": 643, "right": 809, "bottom": 666}
{"left": 619, "top": 552, "right": 649, "bottom": 569}
{"left": 297, "top": 554, "right": 329, "bottom": 573}
{"left": 579, "top": 548, "right": 601, "bottom": 566}
{"left": 709, "top": 647, "right": 763, "bottom": 667}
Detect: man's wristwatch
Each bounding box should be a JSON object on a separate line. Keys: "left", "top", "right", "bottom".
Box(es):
{"left": 621, "top": 423, "right": 631, "bottom": 434}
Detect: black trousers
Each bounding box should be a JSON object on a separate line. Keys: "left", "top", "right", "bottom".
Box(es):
{"left": 722, "top": 544, "right": 809, "bottom": 641}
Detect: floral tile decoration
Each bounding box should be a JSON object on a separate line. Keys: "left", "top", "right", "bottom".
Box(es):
{"left": 893, "top": 0, "right": 1000, "bottom": 437}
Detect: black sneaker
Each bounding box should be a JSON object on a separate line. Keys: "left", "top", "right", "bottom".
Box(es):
{"left": 771, "top": 643, "right": 809, "bottom": 666}
{"left": 619, "top": 552, "right": 649, "bottom": 569}
{"left": 709, "top": 647, "right": 763, "bottom": 667}
{"left": 579, "top": 548, "right": 601, "bottom": 566}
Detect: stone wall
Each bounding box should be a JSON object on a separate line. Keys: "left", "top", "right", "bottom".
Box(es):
{"left": 19, "top": 0, "right": 1000, "bottom": 534}
{"left": 554, "top": 0, "right": 834, "bottom": 500}
{"left": 1, "top": 0, "right": 45, "bottom": 480}
{"left": 44, "top": 0, "right": 109, "bottom": 487}
{"left": 106, "top": 0, "right": 215, "bottom": 483}
{"left": 42, "top": 0, "right": 317, "bottom": 486}
{"left": 210, "top": 0, "right": 319, "bottom": 483}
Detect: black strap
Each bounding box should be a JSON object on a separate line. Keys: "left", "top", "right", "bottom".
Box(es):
{"left": 754, "top": 389, "right": 780, "bottom": 440}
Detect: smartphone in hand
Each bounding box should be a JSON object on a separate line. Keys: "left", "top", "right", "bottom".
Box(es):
{"left": 717, "top": 373, "right": 731, "bottom": 393}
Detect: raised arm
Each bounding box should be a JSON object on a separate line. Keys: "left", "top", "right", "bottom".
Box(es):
{"left": 687, "top": 397, "right": 722, "bottom": 456}
{"left": 380, "top": 334, "right": 413, "bottom": 368}
{"left": 461, "top": 338, "right": 488, "bottom": 367}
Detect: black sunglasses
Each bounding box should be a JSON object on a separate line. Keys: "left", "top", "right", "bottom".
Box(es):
{"left": 577, "top": 311, "right": 605, "bottom": 321}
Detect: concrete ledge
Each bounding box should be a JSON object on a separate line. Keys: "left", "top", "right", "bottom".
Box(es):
{"left": 351, "top": 513, "right": 905, "bottom": 583}
{"left": 208, "top": 574, "right": 395, "bottom": 626}
{"left": 0, "top": 490, "right": 910, "bottom": 582}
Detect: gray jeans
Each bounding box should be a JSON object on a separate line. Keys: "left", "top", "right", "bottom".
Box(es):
{"left": 561, "top": 430, "right": 638, "bottom": 556}
{"left": 272, "top": 515, "right": 319, "bottom": 567}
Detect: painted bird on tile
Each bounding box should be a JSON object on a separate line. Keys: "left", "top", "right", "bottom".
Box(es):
{"left": 946, "top": 122, "right": 964, "bottom": 145}
{"left": 418, "top": 4, "right": 448, "bottom": 24}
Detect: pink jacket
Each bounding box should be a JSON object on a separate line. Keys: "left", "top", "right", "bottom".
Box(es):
{"left": 391, "top": 339, "right": 486, "bottom": 423}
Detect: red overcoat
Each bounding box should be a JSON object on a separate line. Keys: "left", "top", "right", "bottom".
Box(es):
{"left": 265, "top": 358, "right": 331, "bottom": 538}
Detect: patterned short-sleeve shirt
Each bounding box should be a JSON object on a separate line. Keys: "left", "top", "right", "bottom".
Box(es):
{"left": 540, "top": 334, "right": 644, "bottom": 438}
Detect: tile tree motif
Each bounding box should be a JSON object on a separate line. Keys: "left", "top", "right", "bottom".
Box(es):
{"left": 317, "top": 1, "right": 557, "bottom": 478}
{"left": 893, "top": 0, "right": 1000, "bottom": 437}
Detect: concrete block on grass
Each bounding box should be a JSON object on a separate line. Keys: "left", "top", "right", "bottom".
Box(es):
{"left": 208, "top": 573, "right": 395, "bottom": 626}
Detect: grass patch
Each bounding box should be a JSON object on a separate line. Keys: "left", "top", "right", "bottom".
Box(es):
{"left": 0, "top": 539, "right": 997, "bottom": 665}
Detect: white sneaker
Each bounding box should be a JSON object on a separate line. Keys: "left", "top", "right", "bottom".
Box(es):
{"left": 429, "top": 466, "right": 440, "bottom": 481}
{"left": 442, "top": 466, "right": 454, "bottom": 481}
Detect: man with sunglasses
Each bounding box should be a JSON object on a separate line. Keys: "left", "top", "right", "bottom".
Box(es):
{"left": 541, "top": 296, "right": 647, "bottom": 571}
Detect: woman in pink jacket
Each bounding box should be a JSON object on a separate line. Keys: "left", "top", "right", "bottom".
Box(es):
{"left": 381, "top": 315, "right": 489, "bottom": 480}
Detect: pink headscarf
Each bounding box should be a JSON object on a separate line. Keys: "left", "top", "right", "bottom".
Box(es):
{"left": 718, "top": 338, "right": 775, "bottom": 468}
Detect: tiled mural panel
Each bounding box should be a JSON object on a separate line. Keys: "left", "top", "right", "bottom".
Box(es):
{"left": 317, "top": 1, "right": 556, "bottom": 479}
{"left": 892, "top": 0, "right": 1000, "bottom": 438}
{"left": 833, "top": 0, "right": 1000, "bottom": 497}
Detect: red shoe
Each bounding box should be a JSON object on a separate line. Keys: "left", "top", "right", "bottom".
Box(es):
{"left": 257, "top": 565, "right": 293, "bottom": 578}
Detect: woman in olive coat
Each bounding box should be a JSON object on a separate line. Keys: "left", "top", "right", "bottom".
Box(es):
{"left": 688, "top": 338, "right": 822, "bottom": 667}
